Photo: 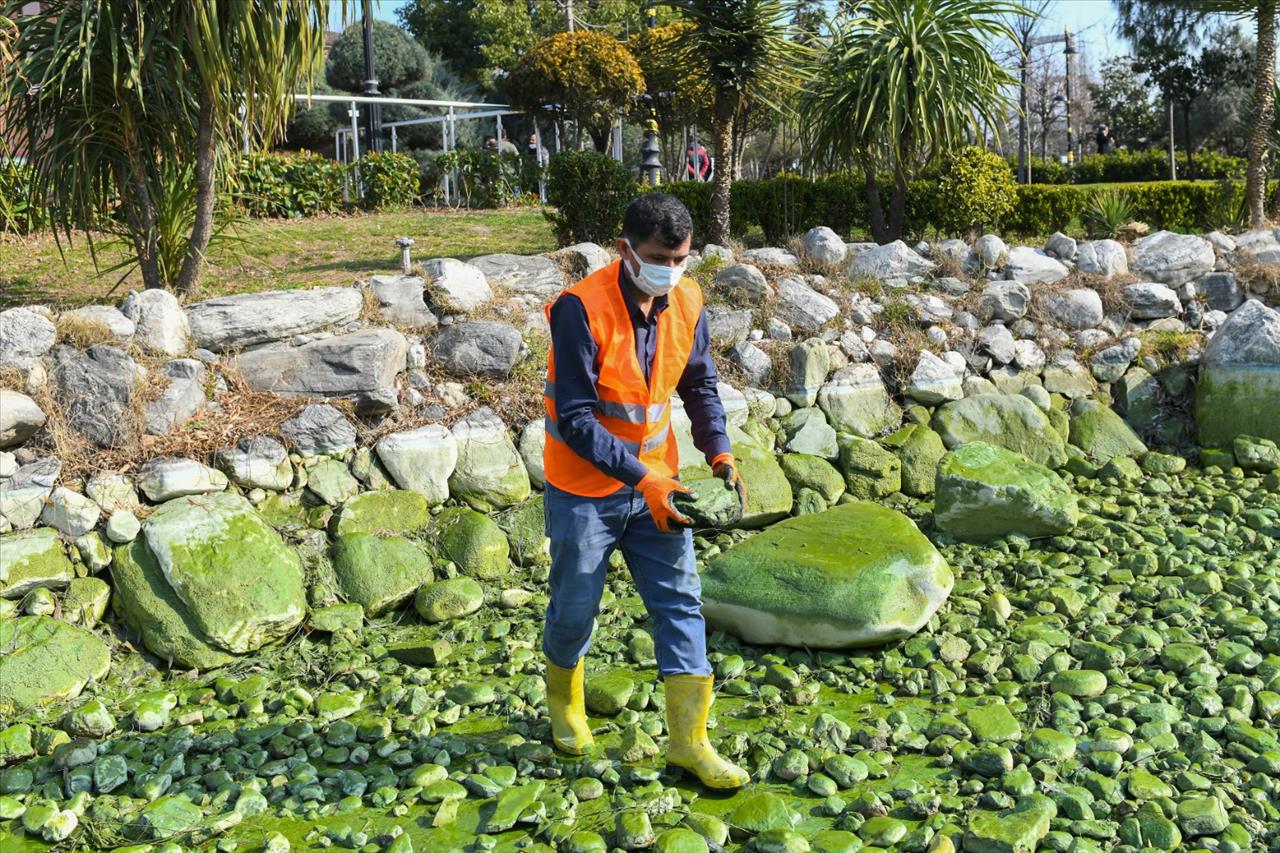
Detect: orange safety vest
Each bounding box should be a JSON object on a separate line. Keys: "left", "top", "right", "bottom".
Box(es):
{"left": 543, "top": 260, "right": 703, "bottom": 497}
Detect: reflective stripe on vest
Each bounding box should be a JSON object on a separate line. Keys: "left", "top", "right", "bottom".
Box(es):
{"left": 542, "top": 260, "right": 703, "bottom": 497}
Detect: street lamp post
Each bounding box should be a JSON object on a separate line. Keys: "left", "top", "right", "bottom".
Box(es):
{"left": 361, "top": 0, "right": 383, "bottom": 153}
{"left": 639, "top": 4, "right": 662, "bottom": 185}
{"left": 1064, "top": 29, "right": 1076, "bottom": 165}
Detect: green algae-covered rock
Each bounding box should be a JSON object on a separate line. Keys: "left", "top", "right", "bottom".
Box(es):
{"left": 1068, "top": 398, "right": 1148, "bottom": 462}
{"left": 110, "top": 537, "right": 238, "bottom": 671}
{"left": 701, "top": 502, "right": 952, "bottom": 648}
{"left": 497, "top": 497, "right": 550, "bottom": 567}
{"left": 135, "top": 795, "right": 202, "bottom": 840}
{"left": 884, "top": 422, "right": 947, "bottom": 497}
{"left": 671, "top": 475, "right": 742, "bottom": 528}
{"left": 1233, "top": 434, "right": 1280, "bottom": 471}
{"left": 110, "top": 539, "right": 237, "bottom": 670}
{"left": 309, "top": 602, "right": 364, "bottom": 633}
{"left": 414, "top": 577, "right": 483, "bottom": 622}
{"left": 142, "top": 492, "right": 306, "bottom": 654}
{"left": 779, "top": 453, "right": 846, "bottom": 504}
{"left": 728, "top": 792, "right": 797, "bottom": 838}
{"left": 934, "top": 442, "right": 1079, "bottom": 542}
{"left": 436, "top": 506, "right": 510, "bottom": 579}
{"left": 837, "top": 435, "right": 901, "bottom": 499}
{"left": 1176, "top": 796, "right": 1229, "bottom": 838}
{"left": 331, "top": 533, "right": 433, "bottom": 615}
{"left": 448, "top": 408, "right": 531, "bottom": 512}
{"left": 934, "top": 394, "right": 1068, "bottom": 468}
{"left": 964, "top": 795, "right": 1055, "bottom": 852}
{"left": 585, "top": 671, "right": 635, "bottom": 715}
{"left": 0, "top": 617, "right": 110, "bottom": 712}
{"left": 1195, "top": 299, "right": 1280, "bottom": 446}
{"left": 330, "top": 489, "right": 431, "bottom": 537}
{"left": 0, "top": 528, "right": 73, "bottom": 600}
{"left": 682, "top": 424, "right": 791, "bottom": 528}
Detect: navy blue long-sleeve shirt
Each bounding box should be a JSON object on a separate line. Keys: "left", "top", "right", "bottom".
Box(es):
{"left": 549, "top": 269, "right": 732, "bottom": 488}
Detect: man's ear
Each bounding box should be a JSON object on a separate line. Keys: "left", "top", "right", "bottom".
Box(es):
{"left": 615, "top": 238, "right": 630, "bottom": 259}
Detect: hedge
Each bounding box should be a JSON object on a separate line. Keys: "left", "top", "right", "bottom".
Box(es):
{"left": 232, "top": 150, "right": 419, "bottom": 217}
{"left": 1012, "top": 149, "right": 1248, "bottom": 185}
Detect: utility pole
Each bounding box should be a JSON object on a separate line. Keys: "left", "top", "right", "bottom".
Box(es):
{"left": 361, "top": 0, "right": 382, "bottom": 153}
{"left": 1021, "top": 30, "right": 1073, "bottom": 180}
{"left": 640, "top": 4, "right": 662, "bottom": 185}
{"left": 1064, "top": 29, "right": 1076, "bottom": 165}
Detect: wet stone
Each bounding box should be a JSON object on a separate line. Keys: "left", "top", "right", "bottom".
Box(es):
{"left": 966, "top": 703, "right": 1022, "bottom": 743}
{"left": 1176, "top": 796, "right": 1229, "bottom": 838}
{"left": 585, "top": 671, "right": 634, "bottom": 715}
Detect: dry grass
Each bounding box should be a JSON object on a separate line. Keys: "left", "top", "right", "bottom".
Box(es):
{"left": 1234, "top": 258, "right": 1280, "bottom": 297}
{"left": 928, "top": 245, "right": 965, "bottom": 280}
{"left": 53, "top": 315, "right": 117, "bottom": 350}
{"left": 881, "top": 324, "right": 934, "bottom": 393}
{"left": 1139, "top": 329, "right": 1205, "bottom": 369}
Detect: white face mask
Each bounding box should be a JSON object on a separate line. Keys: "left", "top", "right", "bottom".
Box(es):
{"left": 623, "top": 239, "right": 685, "bottom": 297}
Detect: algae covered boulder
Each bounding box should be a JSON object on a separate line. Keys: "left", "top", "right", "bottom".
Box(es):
{"left": 0, "top": 616, "right": 111, "bottom": 712}
{"left": 497, "top": 497, "right": 550, "bottom": 567}
{"left": 671, "top": 475, "right": 743, "bottom": 528}
{"left": 934, "top": 442, "right": 1079, "bottom": 542}
{"left": 682, "top": 424, "right": 790, "bottom": 528}
{"left": 1196, "top": 299, "right": 1280, "bottom": 445}
{"left": 448, "top": 407, "right": 531, "bottom": 512}
{"left": 1068, "top": 398, "right": 1147, "bottom": 462}
{"left": 141, "top": 492, "right": 306, "bottom": 653}
{"left": 934, "top": 394, "right": 1068, "bottom": 468}
{"left": 0, "top": 527, "right": 74, "bottom": 599}
{"left": 436, "top": 506, "right": 510, "bottom": 578}
{"left": 331, "top": 489, "right": 431, "bottom": 537}
{"left": 883, "top": 422, "right": 947, "bottom": 497}
{"left": 701, "top": 502, "right": 952, "bottom": 648}
{"left": 110, "top": 539, "right": 237, "bottom": 670}
{"left": 415, "top": 576, "right": 484, "bottom": 622}
{"left": 331, "top": 533, "right": 434, "bottom": 615}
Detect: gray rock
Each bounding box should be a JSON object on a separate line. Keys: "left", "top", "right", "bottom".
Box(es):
{"left": 739, "top": 247, "right": 799, "bottom": 268}
{"left": 767, "top": 317, "right": 792, "bottom": 341}
{"left": 1193, "top": 272, "right": 1243, "bottom": 312}
{"left": 1004, "top": 247, "right": 1069, "bottom": 284}
{"left": 799, "top": 227, "right": 847, "bottom": 266}
{"left": 868, "top": 338, "right": 897, "bottom": 366}
{"left": 1131, "top": 230, "right": 1215, "bottom": 285}
{"left": 1012, "top": 340, "right": 1046, "bottom": 372}
{"left": 839, "top": 329, "right": 869, "bottom": 362}
{"left": 714, "top": 263, "right": 771, "bottom": 302}
{"left": 780, "top": 407, "right": 837, "bottom": 458}
{"left": 785, "top": 338, "right": 830, "bottom": 408}
{"left": 121, "top": 289, "right": 189, "bottom": 356}
{"left": 701, "top": 243, "right": 735, "bottom": 263}
{"left": 905, "top": 350, "right": 963, "bottom": 404}
{"left": 978, "top": 281, "right": 1031, "bottom": 322}
{"left": 370, "top": 275, "right": 438, "bottom": 329}
{"left": 846, "top": 240, "right": 936, "bottom": 286}
{"left": 0, "top": 307, "right": 56, "bottom": 364}
{"left": 48, "top": 345, "right": 144, "bottom": 448}
{"left": 730, "top": 341, "right": 772, "bottom": 386}
{"left": 106, "top": 510, "right": 141, "bottom": 544}
{"left": 40, "top": 487, "right": 100, "bottom": 537}
{"left": 1044, "top": 288, "right": 1103, "bottom": 331}
{"left": 817, "top": 364, "right": 901, "bottom": 437}
{"left": 85, "top": 473, "right": 140, "bottom": 514}
{"left": 214, "top": 437, "right": 293, "bottom": 491}
{"left": 775, "top": 277, "right": 839, "bottom": 331}
{"left": 1075, "top": 239, "right": 1129, "bottom": 278}
{"left": 935, "top": 276, "right": 971, "bottom": 296}
{"left": 1044, "top": 232, "right": 1077, "bottom": 262}
{"left": 551, "top": 243, "right": 612, "bottom": 278}
{"left": 705, "top": 307, "right": 752, "bottom": 345}
{"left": 1197, "top": 299, "right": 1280, "bottom": 445}
{"left": 449, "top": 407, "right": 530, "bottom": 512}
{"left": 428, "top": 321, "right": 522, "bottom": 378}
{"left": 236, "top": 329, "right": 407, "bottom": 413}
{"left": 0, "top": 390, "right": 45, "bottom": 449}
{"left": 717, "top": 381, "right": 750, "bottom": 428}
{"left": 935, "top": 239, "right": 969, "bottom": 262}
{"left": 1205, "top": 230, "right": 1237, "bottom": 254}
{"left": 279, "top": 404, "right": 357, "bottom": 455}
{"left": 137, "top": 457, "right": 229, "bottom": 502}
{"left": 1089, "top": 337, "right": 1141, "bottom": 383}
{"left": 1042, "top": 359, "right": 1097, "bottom": 399}
{"left": 470, "top": 253, "right": 565, "bottom": 297}
{"left": 186, "top": 287, "right": 363, "bottom": 351}
{"left": 905, "top": 293, "right": 953, "bottom": 324}
{"left": 376, "top": 425, "right": 457, "bottom": 505}
{"left": 971, "top": 234, "right": 1009, "bottom": 270}
{"left": 144, "top": 360, "right": 207, "bottom": 435}
{"left": 517, "top": 419, "right": 546, "bottom": 489}
{"left": 59, "top": 305, "right": 135, "bottom": 339}
{"left": 1124, "top": 283, "right": 1183, "bottom": 320}
{"left": 978, "top": 324, "right": 1017, "bottom": 364}
{"left": 1233, "top": 228, "right": 1280, "bottom": 256}
{"left": 424, "top": 258, "right": 493, "bottom": 313}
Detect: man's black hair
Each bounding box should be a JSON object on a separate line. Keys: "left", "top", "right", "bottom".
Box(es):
{"left": 622, "top": 192, "right": 693, "bottom": 248}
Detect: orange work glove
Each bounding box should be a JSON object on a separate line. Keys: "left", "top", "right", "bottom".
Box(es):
{"left": 637, "top": 471, "right": 694, "bottom": 533}
{"left": 711, "top": 452, "right": 748, "bottom": 513}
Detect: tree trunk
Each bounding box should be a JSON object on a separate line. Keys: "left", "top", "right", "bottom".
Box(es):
{"left": 1248, "top": 0, "right": 1277, "bottom": 228}
{"left": 176, "top": 96, "right": 217, "bottom": 295}
{"left": 588, "top": 124, "right": 610, "bottom": 153}
{"left": 1017, "top": 51, "right": 1028, "bottom": 183}
{"left": 121, "top": 128, "right": 162, "bottom": 291}
{"left": 1182, "top": 103, "right": 1195, "bottom": 181}
{"left": 1167, "top": 99, "right": 1177, "bottom": 181}
{"left": 865, "top": 161, "right": 889, "bottom": 244}
{"left": 708, "top": 101, "right": 735, "bottom": 246}
{"left": 887, "top": 162, "right": 909, "bottom": 243}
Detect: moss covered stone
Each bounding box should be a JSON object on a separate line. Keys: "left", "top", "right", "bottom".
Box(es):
{"left": 671, "top": 475, "right": 743, "bottom": 528}
{"left": 682, "top": 424, "right": 790, "bottom": 528}
{"left": 436, "top": 506, "right": 510, "bottom": 579}
{"left": 414, "top": 576, "right": 483, "bottom": 622}
{"left": 0, "top": 617, "right": 110, "bottom": 713}
{"left": 141, "top": 492, "right": 306, "bottom": 654}
{"left": 702, "top": 502, "right": 952, "bottom": 648}
{"left": 779, "top": 453, "right": 846, "bottom": 504}
{"left": 330, "top": 489, "right": 431, "bottom": 537}
{"left": 110, "top": 539, "right": 237, "bottom": 670}
{"left": 61, "top": 577, "right": 111, "bottom": 627}
{"left": 837, "top": 435, "right": 901, "bottom": 499}
{"left": 884, "top": 423, "right": 947, "bottom": 497}
{"left": 331, "top": 533, "right": 433, "bottom": 616}
{"left": 964, "top": 795, "right": 1055, "bottom": 852}
{"left": 0, "top": 528, "right": 73, "bottom": 600}
{"left": 1068, "top": 399, "right": 1148, "bottom": 462}
{"left": 934, "top": 394, "right": 1068, "bottom": 468}
{"left": 934, "top": 442, "right": 1079, "bottom": 542}
{"left": 497, "top": 497, "right": 549, "bottom": 567}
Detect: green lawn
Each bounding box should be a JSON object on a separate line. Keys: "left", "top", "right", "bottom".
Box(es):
{"left": 0, "top": 208, "right": 558, "bottom": 310}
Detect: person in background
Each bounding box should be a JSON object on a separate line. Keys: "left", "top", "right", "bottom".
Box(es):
{"left": 539, "top": 193, "right": 750, "bottom": 790}
{"left": 685, "top": 141, "right": 710, "bottom": 181}
{"left": 1095, "top": 124, "right": 1115, "bottom": 155}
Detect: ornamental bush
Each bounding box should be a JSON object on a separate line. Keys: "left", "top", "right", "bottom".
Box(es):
{"left": 233, "top": 152, "right": 346, "bottom": 219}
{"left": 934, "top": 147, "right": 1017, "bottom": 238}
{"left": 356, "top": 151, "right": 421, "bottom": 211}
{"left": 545, "top": 151, "right": 637, "bottom": 245}
{"left": 1013, "top": 149, "right": 1248, "bottom": 185}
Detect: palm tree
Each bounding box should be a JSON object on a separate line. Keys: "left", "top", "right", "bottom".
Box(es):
{"left": 2, "top": 1, "right": 335, "bottom": 292}
{"left": 670, "top": 0, "right": 810, "bottom": 245}
{"left": 799, "top": 0, "right": 1020, "bottom": 243}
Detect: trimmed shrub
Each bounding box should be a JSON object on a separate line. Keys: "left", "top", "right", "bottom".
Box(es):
{"left": 1013, "top": 149, "right": 1248, "bottom": 185}
{"left": 545, "top": 150, "right": 637, "bottom": 245}
{"left": 935, "top": 147, "right": 1017, "bottom": 237}
{"left": 356, "top": 151, "right": 421, "bottom": 211}
{"left": 233, "top": 152, "right": 346, "bottom": 218}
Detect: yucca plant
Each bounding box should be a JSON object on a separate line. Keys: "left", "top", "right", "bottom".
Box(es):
{"left": 1082, "top": 189, "right": 1136, "bottom": 240}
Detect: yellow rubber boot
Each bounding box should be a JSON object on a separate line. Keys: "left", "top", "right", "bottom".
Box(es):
{"left": 664, "top": 674, "right": 750, "bottom": 789}
{"left": 544, "top": 657, "right": 594, "bottom": 755}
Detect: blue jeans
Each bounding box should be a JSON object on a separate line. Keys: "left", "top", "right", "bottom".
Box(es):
{"left": 542, "top": 482, "right": 710, "bottom": 677}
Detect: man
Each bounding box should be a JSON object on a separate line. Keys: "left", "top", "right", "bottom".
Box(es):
{"left": 541, "top": 193, "right": 749, "bottom": 789}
